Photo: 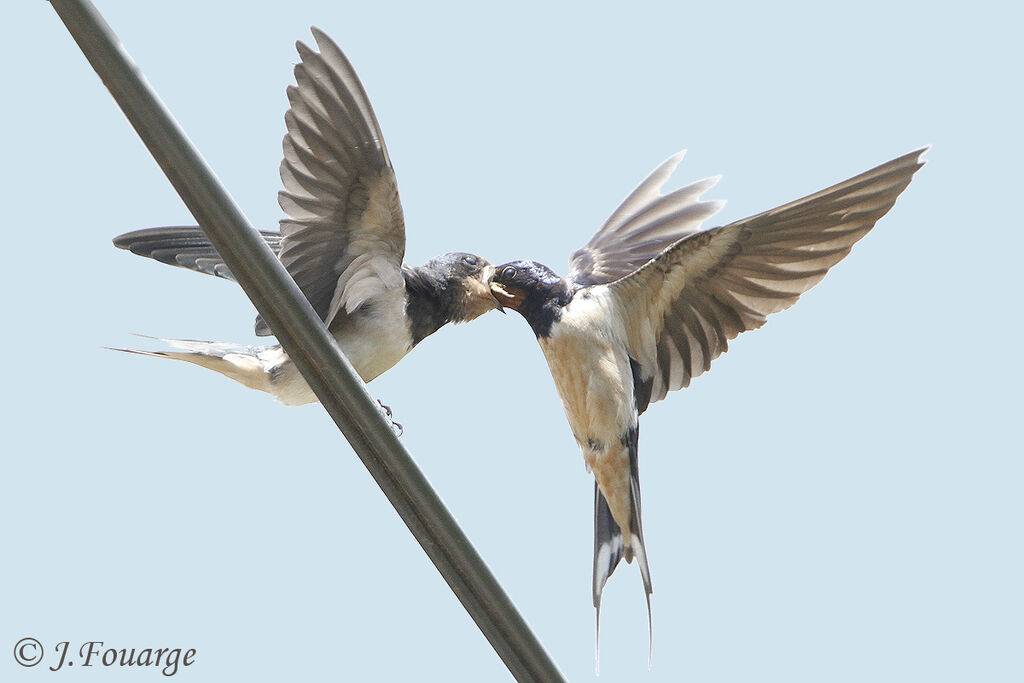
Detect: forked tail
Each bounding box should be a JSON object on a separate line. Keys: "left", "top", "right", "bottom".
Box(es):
{"left": 592, "top": 430, "right": 653, "bottom": 673}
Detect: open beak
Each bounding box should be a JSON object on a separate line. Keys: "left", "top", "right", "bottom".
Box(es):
{"left": 480, "top": 265, "right": 506, "bottom": 313}
{"left": 489, "top": 280, "right": 519, "bottom": 311}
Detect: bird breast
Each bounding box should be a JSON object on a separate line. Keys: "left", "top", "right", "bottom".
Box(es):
{"left": 536, "top": 291, "right": 636, "bottom": 456}
{"left": 331, "top": 287, "right": 414, "bottom": 383}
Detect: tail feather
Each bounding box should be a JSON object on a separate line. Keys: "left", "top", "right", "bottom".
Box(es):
{"left": 593, "top": 426, "right": 653, "bottom": 670}
{"left": 593, "top": 484, "right": 625, "bottom": 609}
{"left": 109, "top": 337, "right": 295, "bottom": 401}
{"left": 629, "top": 470, "right": 654, "bottom": 670}
{"left": 593, "top": 485, "right": 623, "bottom": 676}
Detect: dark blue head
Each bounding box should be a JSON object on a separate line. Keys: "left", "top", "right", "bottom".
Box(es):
{"left": 490, "top": 260, "right": 574, "bottom": 337}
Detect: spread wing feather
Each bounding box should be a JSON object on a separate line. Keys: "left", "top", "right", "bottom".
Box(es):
{"left": 112, "top": 226, "right": 283, "bottom": 281}
{"left": 607, "top": 148, "right": 927, "bottom": 405}
{"left": 115, "top": 31, "right": 405, "bottom": 339}
{"left": 569, "top": 151, "right": 725, "bottom": 286}
{"left": 272, "top": 28, "right": 405, "bottom": 335}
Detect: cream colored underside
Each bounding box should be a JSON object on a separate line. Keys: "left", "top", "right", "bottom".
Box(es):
{"left": 267, "top": 287, "right": 413, "bottom": 405}
{"left": 537, "top": 290, "right": 637, "bottom": 538}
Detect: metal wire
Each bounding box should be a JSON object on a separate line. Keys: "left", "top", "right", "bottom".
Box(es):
{"left": 48, "top": 2, "right": 564, "bottom": 680}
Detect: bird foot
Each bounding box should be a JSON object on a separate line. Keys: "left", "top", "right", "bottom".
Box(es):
{"left": 376, "top": 400, "right": 403, "bottom": 437}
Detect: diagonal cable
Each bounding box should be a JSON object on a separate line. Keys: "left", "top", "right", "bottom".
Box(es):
{"left": 48, "top": 2, "right": 565, "bottom": 680}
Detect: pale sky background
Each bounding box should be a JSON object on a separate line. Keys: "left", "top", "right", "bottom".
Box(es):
{"left": 2, "top": 2, "right": 1021, "bottom": 681}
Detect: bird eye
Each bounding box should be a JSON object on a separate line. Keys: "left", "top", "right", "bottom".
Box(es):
{"left": 501, "top": 266, "right": 517, "bottom": 280}
{"left": 463, "top": 256, "right": 477, "bottom": 266}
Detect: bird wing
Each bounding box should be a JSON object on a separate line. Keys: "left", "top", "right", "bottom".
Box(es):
{"left": 605, "top": 148, "right": 927, "bottom": 406}
{"left": 112, "top": 226, "right": 283, "bottom": 281}
{"left": 269, "top": 27, "right": 406, "bottom": 335}
{"left": 568, "top": 151, "right": 725, "bottom": 287}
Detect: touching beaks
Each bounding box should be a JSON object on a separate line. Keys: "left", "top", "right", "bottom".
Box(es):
{"left": 479, "top": 265, "right": 505, "bottom": 313}
{"left": 489, "top": 281, "right": 517, "bottom": 311}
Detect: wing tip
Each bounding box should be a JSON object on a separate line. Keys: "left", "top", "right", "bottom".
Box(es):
{"left": 309, "top": 26, "right": 335, "bottom": 51}
{"left": 912, "top": 145, "right": 930, "bottom": 169}
{"left": 667, "top": 148, "right": 687, "bottom": 163}
{"left": 654, "top": 149, "right": 687, "bottom": 184}
{"left": 890, "top": 145, "right": 929, "bottom": 174}
{"left": 111, "top": 226, "right": 165, "bottom": 252}
{"left": 294, "top": 35, "right": 310, "bottom": 54}
{"left": 705, "top": 197, "right": 728, "bottom": 215}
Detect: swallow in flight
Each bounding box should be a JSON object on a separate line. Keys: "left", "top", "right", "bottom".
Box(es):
{"left": 490, "top": 148, "right": 926, "bottom": 662}
{"left": 114, "top": 29, "right": 501, "bottom": 407}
